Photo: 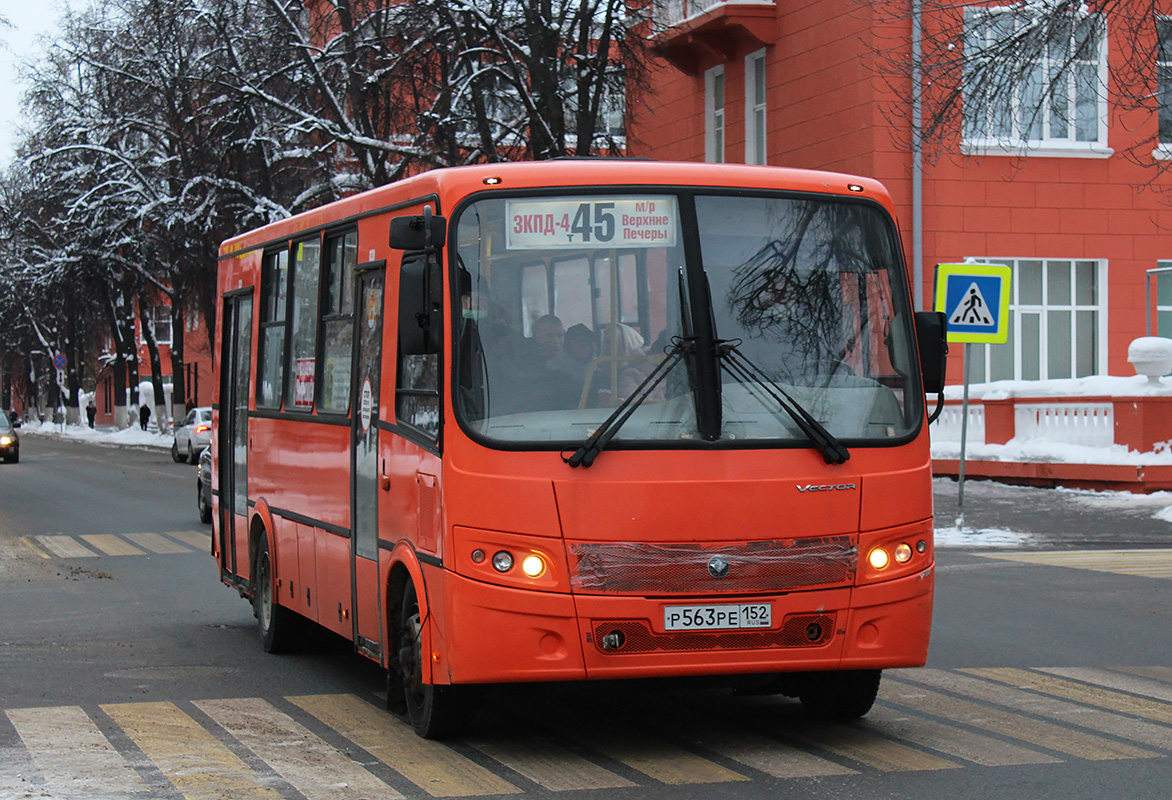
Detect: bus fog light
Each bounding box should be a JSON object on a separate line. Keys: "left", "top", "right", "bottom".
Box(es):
{"left": 869, "top": 547, "right": 890, "bottom": 570}
{"left": 916, "top": 539, "right": 927, "bottom": 553}
{"left": 521, "top": 554, "right": 546, "bottom": 578}
{"left": 471, "top": 549, "right": 486, "bottom": 563}
{"left": 492, "top": 551, "right": 514, "bottom": 573}
{"left": 894, "top": 543, "right": 913, "bottom": 563}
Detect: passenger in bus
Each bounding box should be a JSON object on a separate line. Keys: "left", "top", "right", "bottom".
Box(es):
{"left": 587, "top": 323, "right": 656, "bottom": 406}
{"left": 530, "top": 315, "right": 565, "bottom": 362}
{"left": 548, "top": 324, "right": 596, "bottom": 387}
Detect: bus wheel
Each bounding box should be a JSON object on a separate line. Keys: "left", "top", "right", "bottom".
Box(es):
{"left": 397, "top": 581, "right": 477, "bottom": 739}
{"left": 254, "top": 535, "right": 298, "bottom": 653}
{"left": 798, "top": 670, "right": 881, "bottom": 720}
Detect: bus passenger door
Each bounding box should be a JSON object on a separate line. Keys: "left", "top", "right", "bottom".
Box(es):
{"left": 351, "top": 265, "right": 385, "bottom": 658}
{"left": 218, "top": 292, "right": 252, "bottom": 587}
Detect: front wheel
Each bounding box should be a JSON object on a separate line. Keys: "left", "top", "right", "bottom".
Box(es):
{"left": 171, "top": 441, "right": 183, "bottom": 462}
{"left": 798, "top": 670, "right": 882, "bottom": 720}
{"left": 198, "top": 481, "right": 212, "bottom": 523}
{"left": 396, "top": 580, "right": 478, "bottom": 739}
{"left": 253, "top": 535, "right": 300, "bottom": 653}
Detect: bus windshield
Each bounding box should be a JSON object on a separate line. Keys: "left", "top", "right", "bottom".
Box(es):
{"left": 452, "top": 190, "right": 921, "bottom": 448}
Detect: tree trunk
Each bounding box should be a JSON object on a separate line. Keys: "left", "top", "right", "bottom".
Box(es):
{"left": 169, "top": 303, "right": 187, "bottom": 425}
{"left": 139, "top": 293, "right": 168, "bottom": 433}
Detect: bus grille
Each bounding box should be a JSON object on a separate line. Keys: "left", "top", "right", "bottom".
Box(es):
{"left": 589, "top": 613, "right": 836, "bottom": 654}
{"left": 568, "top": 536, "right": 856, "bottom": 595}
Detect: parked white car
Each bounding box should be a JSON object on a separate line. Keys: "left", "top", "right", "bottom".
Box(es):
{"left": 173, "top": 407, "right": 212, "bottom": 464}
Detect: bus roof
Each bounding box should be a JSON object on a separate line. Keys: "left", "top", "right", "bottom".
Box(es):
{"left": 219, "top": 160, "right": 896, "bottom": 257}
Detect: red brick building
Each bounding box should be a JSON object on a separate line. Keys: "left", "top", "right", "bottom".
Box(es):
{"left": 630, "top": 0, "right": 1172, "bottom": 385}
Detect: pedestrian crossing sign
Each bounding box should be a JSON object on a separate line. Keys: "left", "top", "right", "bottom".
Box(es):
{"left": 934, "top": 263, "right": 1012, "bottom": 344}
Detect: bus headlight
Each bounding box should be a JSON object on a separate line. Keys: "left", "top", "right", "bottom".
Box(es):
{"left": 868, "top": 547, "right": 890, "bottom": 570}
{"left": 894, "top": 543, "right": 913, "bottom": 563}
{"left": 491, "top": 551, "right": 514, "bottom": 573}
{"left": 521, "top": 554, "right": 546, "bottom": 578}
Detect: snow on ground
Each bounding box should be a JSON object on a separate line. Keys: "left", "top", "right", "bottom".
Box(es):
{"left": 19, "top": 420, "right": 171, "bottom": 450}
{"left": 933, "top": 525, "right": 1039, "bottom": 548}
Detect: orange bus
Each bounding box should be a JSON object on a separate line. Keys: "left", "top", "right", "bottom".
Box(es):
{"left": 212, "top": 160, "right": 946, "bottom": 738}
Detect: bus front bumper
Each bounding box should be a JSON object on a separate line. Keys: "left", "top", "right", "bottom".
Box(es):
{"left": 439, "top": 567, "right": 933, "bottom": 685}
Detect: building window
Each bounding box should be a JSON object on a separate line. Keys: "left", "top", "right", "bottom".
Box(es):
{"left": 968, "top": 258, "right": 1107, "bottom": 382}
{"left": 963, "top": 7, "right": 1108, "bottom": 155}
{"left": 745, "top": 49, "right": 767, "bottom": 165}
{"left": 146, "top": 306, "right": 172, "bottom": 346}
{"left": 1159, "top": 17, "right": 1172, "bottom": 146}
{"left": 705, "top": 65, "right": 725, "bottom": 163}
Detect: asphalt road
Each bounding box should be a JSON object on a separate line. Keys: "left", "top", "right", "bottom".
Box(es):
{"left": 2, "top": 434, "right": 1172, "bottom": 800}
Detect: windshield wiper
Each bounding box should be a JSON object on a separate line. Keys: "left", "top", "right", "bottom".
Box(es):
{"left": 564, "top": 340, "right": 690, "bottom": 468}
{"left": 719, "top": 341, "right": 850, "bottom": 465}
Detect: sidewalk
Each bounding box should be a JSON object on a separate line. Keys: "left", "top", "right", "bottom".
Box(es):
{"left": 19, "top": 420, "right": 172, "bottom": 452}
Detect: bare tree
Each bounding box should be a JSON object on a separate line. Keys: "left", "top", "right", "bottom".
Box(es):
{"left": 867, "top": 0, "right": 1160, "bottom": 169}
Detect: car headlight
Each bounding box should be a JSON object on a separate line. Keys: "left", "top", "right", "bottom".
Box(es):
{"left": 0, "top": 436, "right": 11, "bottom": 446}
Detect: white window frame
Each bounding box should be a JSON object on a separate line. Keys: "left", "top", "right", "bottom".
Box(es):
{"left": 962, "top": 7, "right": 1112, "bottom": 158}
{"left": 1155, "top": 17, "right": 1172, "bottom": 159}
{"left": 1153, "top": 261, "right": 1172, "bottom": 334}
{"left": 744, "top": 49, "right": 767, "bottom": 165}
{"left": 967, "top": 257, "right": 1108, "bottom": 382}
{"left": 145, "top": 306, "right": 173, "bottom": 347}
{"left": 705, "top": 65, "right": 725, "bottom": 163}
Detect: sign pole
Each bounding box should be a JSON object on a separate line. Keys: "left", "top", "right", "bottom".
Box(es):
{"left": 956, "top": 342, "right": 971, "bottom": 528}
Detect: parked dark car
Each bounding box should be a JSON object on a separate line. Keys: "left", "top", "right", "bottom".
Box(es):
{"left": 0, "top": 410, "right": 19, "bottom": 463}
{"left": 197, "top": 446, "right": 212, "bottom": 523}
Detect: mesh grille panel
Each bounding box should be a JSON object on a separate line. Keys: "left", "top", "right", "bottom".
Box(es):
{"left": 569, "top": 536, "right": 856, "bottom": 595}
{"left": 590, "top": 613, "right": 836, "bottom": 654}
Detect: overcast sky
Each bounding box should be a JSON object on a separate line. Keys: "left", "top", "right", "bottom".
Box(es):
{"left": 0, "top": 3, "right": 74, "bottom": 163}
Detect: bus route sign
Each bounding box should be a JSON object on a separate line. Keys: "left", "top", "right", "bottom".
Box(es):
{"left": 934, "top": 263, "right": 1012, "bottom": 344}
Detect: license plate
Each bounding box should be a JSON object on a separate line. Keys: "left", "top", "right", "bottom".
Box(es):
{"left": 663, "top": 603, "right": 771, "bottom": 631}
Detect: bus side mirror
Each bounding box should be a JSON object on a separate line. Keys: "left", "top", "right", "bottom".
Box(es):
{"left": 389, "top": 212, "right": 447, "bottom": 251}
{"left": 399, "top": 255, "right": 443, "bottom": 356}
{"left": 914, "top": 310, "right": 948, "bottom": 394}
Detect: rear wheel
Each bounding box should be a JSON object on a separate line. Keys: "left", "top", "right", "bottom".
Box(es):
{"left": 253, "top": 535, "right": 299, "bottom": 653}
{"left": 798, "top": 670, "right": 882, "bottom": 720}
{"left": 397, "top": 580, "right": 478, "bottom": 738}
{"left": 187, "top": 443, "right": 197, "bottom": 464}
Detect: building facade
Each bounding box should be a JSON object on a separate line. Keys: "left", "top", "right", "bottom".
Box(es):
{"left": 630, "top": 0, "right": 1172, "bottom": 385}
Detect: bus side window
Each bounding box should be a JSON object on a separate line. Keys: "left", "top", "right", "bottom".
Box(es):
{"left": 257, "top": 248, "right": 289, "bottom": 409}
{"left": 319, "top": 231, "right": 357, "bottom": 413}
{"left": 396, "top": 253, "right": 441, "bottom": 439}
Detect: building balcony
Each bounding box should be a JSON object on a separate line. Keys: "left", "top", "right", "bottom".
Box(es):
{"left": 653, "top": 0, "right": 776, "bottom": 75}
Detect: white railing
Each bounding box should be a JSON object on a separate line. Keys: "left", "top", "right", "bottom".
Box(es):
{"left": 656, "top": 0, "right": 772, "bottom": 29}
{"left": 929, "top": 404, "right": 985, "bottom": 443}
{"left": 1013, "top": 402, "right": 1114, "bottom": 447}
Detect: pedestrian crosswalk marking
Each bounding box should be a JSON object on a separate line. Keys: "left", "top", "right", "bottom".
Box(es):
{"left": 905, "top": 669, "right": 1172, "bottom": 752}
{"left": 103, "top": 700, "right": 284, "bottom": 800}
{"left": 35, "top": 535, "right": 99, "bottom": 559}
{"left": 977, "top": 549, "right": 1172, "bottom": 579}
{"left": 0, "top": 531, "right": 210, "bottom": 560}
{"left": 6, "top": 705, "right": 153, "bottom": 799}
{"left": 82, "top": 534, "right": 147, "bottom": 557}
{"left": 3, "top": 669, "right": 1172, "bottom": 798}
{"left": 289, "top": 693, "right": 521, "bottom": 797}
{"left": 882, "top": 674, "right": 1155, "bottom": 760}
{"left": 964, "top": 668, "right": 1172, "bottom": 726}
{"left": 864, "top": 704, "right": 1060, "bottom": 767}
{"left": 195, "top": 697, "right": 401, "bottom": 800}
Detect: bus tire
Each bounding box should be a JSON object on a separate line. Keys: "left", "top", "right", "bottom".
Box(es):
{"left": 254, "top": 535, "right": 299, "bottom": 653}
{"left": 397, "top": 580, "right": 478, "bottom": 739}
{"left": 798, "top": 669, "right": 881, "bottom": 720}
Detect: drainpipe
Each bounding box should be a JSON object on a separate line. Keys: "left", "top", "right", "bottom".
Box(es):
{"left": 912, "top": 0, "right": 924, "bottom": 310}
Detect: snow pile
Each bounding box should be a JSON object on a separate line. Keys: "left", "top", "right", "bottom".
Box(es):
{"left": 942, "top": 373, "right": 1172, "bottom": 400}
{"left": 19, "top": 420, "right": 171, "bottom": 450}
